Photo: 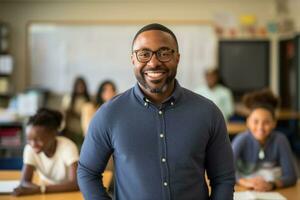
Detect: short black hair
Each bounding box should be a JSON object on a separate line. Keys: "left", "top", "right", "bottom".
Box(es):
{"left": 132, "top": 23, "right": 179, "bottom": 51}
{"left": 27, "top": 108, "right": 63, "bottom": 131}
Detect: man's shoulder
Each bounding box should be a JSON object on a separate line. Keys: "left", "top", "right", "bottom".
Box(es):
{"left": 92, "top": 87, "right": 134, "bottom": 120}
{"left": 102, "top": 88, "right": 133, "bottom": 108}
{"left": 180, "top": 87, "right": 219, "bottom": 113}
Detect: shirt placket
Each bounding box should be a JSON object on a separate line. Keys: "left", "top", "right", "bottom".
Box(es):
{"left": 157, "top": 106, "right": 171, "bottom": 200}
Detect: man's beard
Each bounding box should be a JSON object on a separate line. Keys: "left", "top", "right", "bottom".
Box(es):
{"left": 136, "top": 67, "right": 177, "bottom": 94}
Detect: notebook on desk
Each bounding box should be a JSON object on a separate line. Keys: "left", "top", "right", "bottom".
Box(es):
{"left": 234, "top": 191, "right": 287, "bottom": 200}
{"left": 0, "top": 180, "right": 19, "bottom": 194}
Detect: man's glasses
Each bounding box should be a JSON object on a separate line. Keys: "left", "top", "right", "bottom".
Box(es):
{"left": 133, "top": 47, "right": 175, "bottom": 63}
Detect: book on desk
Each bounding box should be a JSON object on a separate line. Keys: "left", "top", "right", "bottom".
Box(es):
{"left": 234, "top": 191, "right": 286, "bottom": 200}
{"left": 0, "top": 180, "right": 19, "bottom": 194}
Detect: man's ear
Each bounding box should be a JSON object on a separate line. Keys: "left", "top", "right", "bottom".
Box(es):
{"left": 131, "top": 54, "right": 135, "bottom": 65}
{"left": 176, "top": 53, "right": 180, "bottom": 63}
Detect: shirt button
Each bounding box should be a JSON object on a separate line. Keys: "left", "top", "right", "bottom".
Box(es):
{"left": 158, "top": 110, "right": 163, "bottom": 115}
{"left": 160, "top": 134, "right": 164, "bottom": 138}
{"left": 162, "top": 158, "right": 166, "bottom": 162}
{"left": 163, "top": 182, "right": 168, "bottom": 186}
{"left": 171, "top": 102, "right": 174, "bottom": 106}
{"left": 144, "top": 102, "right": 148, "bottom": 106}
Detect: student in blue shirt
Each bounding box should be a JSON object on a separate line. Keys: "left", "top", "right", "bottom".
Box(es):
{"left": 77, "top": 23, "right": 235, "bottom": 200}
{"left": 232, "top": 89, "right": 297, "bottom": 191}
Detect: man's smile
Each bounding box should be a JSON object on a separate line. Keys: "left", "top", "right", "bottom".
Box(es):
{"left": 144, "top": 70, "right": 167, "bottom": 82}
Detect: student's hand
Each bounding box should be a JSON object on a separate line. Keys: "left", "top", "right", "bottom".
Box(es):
{"left": 252, "top": 177, "right": 273, "bottom": 191}
{"left": 238, "top": 178, "right": 256, "bottom": 189}
{"left": 12, "top": 184, "right": 40, "bottom": 196}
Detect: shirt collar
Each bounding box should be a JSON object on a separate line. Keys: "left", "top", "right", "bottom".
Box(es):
{"left": 133, "top": 79, "right": 182, "bottom": 106}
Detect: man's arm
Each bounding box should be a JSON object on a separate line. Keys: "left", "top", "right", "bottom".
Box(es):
{"left": 205, "top": 107, "right": 235, "bottom": 200}
{"left": 77, "top": 111, "right": 113, "bottom": 200}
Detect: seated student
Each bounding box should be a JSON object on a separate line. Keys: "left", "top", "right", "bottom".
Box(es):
{"left": 195, "top": 68, "right": 234, "bottom": 121}
{"left": 81, "top": 80, "right": 117, "bottom": 135}
{"left": 62, "top": 76, "right": 90, "bottom": 148}
{"left": 232, "top": 89, "right": 297, "bottom": 191}
{"left": 13, "top": 108, "right": 79, "bottom": 196}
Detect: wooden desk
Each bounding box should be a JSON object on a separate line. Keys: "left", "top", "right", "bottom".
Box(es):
{"left": 0, "top": 170, "right": 113, "bottom": 200}
{"left": 0, "top": 191, "right": 84, "bottom": 200}
{"left": 235, "top": 180, "right": 300, "bottom": 200}
{"left": 277, "top": 109, "right": 300, "bottom": 120}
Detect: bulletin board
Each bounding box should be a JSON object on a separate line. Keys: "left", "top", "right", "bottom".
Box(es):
{"left": 27, "top": 21, "right": 217, "bottom": 94}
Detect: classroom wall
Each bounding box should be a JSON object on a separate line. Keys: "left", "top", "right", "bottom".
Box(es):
{"left": 289, "top": 0, "right": 300, "bottom": 31}
{"left": 0, "top": 0, "right": 280, "bottom": 93}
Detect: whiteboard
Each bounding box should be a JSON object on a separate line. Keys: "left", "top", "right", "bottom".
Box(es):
{"left": 28, "top": 23, "right": 217, "bottom": 94}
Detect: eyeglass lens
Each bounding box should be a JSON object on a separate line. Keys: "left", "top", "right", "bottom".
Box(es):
{"left": 136, "top": 48, "right": 174, "bottom": 62}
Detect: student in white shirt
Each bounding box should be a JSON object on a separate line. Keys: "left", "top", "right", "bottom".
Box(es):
{"left": 195, "top": 68, "right": 234, "bottom": 120}
{"left": 13, "top": 108, "right": 79, "bottom": 196}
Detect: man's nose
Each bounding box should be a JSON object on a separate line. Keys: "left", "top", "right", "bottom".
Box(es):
{"left": 147, "top": 53, "right": 162, "bottom": 67}
{"left": 258, "top": 124, "right": 264, "bottom": 131}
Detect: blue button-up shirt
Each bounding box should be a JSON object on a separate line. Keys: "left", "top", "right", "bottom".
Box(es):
{"left": 78, "top": 81, "right": 235, "bottom": 200}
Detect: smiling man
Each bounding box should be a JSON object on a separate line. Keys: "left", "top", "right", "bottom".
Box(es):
{"left": 78, "top": 23, "right": 235, "bottom": 200}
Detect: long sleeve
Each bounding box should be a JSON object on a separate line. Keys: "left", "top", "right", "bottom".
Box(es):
{"left": 77, "top": 109, "right": 113, "bottom": 200}
{"left": 206, "top": 107, "right": 235, "bottom": 200}
{"left": 277, "top": 134, "right": 298, "bottom": 187}
{"left": 223, "top": 88, "right": 234, "bottom": 120}
{"left": 231, "top": 133, "right": 246, "bottom": 181}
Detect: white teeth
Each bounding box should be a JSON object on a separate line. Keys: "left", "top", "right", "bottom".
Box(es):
{"left": 145, "top": 71, "right": 164, "bottom": 78}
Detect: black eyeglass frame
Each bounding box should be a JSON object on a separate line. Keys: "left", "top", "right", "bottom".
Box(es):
{"left": 133, "top": 48, "right": 176, "bottom": 63}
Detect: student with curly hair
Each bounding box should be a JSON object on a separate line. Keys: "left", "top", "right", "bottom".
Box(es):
{"left": 232, "top": 89, "right": 297, "bottom": 191}
{"left": 13, "top": 108, "right": 79, "bottom": 196}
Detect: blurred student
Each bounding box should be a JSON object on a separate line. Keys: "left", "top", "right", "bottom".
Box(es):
{"left": 62, "top": 76, "right": 90, "bottom": 147}
{"left": 232, "top": 89, "right": 297, "bottom": 191}
{"left": 195, "top": 68, "right": 234, "bottom": 120}
{"left": 13, "top": 108, "right": 79, "bottom": 196}
{"left": 81, "top": 80, "right": 117, "bottom": 135}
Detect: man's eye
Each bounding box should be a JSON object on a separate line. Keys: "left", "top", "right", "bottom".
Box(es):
{"left": 138, "top": 51, "right": 151, "bottom": 57}
{"left": 159, "top": 51, "right": 171, "bottom": 57}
